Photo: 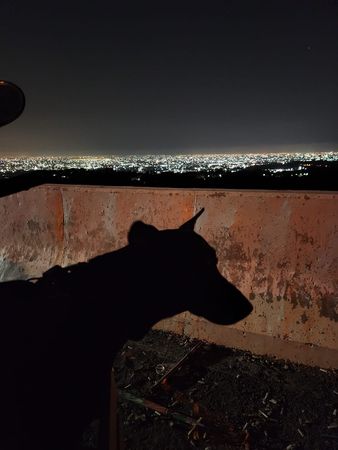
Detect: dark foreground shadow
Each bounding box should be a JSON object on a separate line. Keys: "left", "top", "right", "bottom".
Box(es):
{"left": 0, "top": 209, "right": 252, "bottom": 450}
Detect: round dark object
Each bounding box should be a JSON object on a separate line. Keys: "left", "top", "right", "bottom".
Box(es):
{"left": 0, "top": 80, "right": 25, "bottom": 127}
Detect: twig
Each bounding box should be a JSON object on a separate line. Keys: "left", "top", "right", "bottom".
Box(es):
{"left": 152, "top": 342, "right": 203, "bottom": 389}
{"left": 119, "top": 391, "right": 206, "bottom": 429}
{"left": 187, "top": 417, "right": 203, "bottom": 438}
{"left": 258, "top": 410, "right": 269, "bottom": 419}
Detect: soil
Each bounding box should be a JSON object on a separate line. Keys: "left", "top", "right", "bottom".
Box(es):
{"left": 110, "top": 330, "right": 338, "bottom": 450}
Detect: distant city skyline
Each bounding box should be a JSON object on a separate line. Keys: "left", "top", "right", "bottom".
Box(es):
{"left": 1, "top": 1, "right": 337, "bottom": 155}
{"left": 1, "top": 151, "right": 338, "bottom": 177}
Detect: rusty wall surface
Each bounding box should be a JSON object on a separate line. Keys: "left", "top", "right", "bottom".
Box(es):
{"left": 0, "top": 185, "right": 337, "bottom": 368}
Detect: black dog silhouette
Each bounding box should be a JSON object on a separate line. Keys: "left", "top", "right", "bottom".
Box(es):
{"left": 0, "top": 209, "right": 252, "bottom": 450}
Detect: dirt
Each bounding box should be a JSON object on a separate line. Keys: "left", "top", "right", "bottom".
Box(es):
{"left": 109, "top": 330, "right": 338, "bottom": 450}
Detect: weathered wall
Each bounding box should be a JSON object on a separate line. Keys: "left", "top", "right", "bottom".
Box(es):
{"left": 0, "top": 184, "right": 337, "bottom": 368}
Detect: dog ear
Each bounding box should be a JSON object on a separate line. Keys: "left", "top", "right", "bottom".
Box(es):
{"left": 179, "top": 208, "right": 205, "bottom": 232}
{"left": 128, "top": 221, "right": 159, "bottom": 245}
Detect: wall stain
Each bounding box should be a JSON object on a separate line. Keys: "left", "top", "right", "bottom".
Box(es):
{"left": 209, "top": 192, "right": 226, "bottom": 198}
{"left": 294, "top": 230, "right": 314, "bottom": 245}
{"left": 277, "top": 260, "right": 289, "bottom": 269}
{"left": 266, "top": 290, "right": 273, "bottom": 304}
{"left": 290, "top": 290, "right": 312, "bottom": 309}
{"left": 319, "top": 295, "right": 338, "bottom": 322}
{"left": 27, "top": 220, "right": 41, "bottom": 233}
{"left": 226, "top": 240, "right": 250, "bottom": 263}
{"left": 0, "top": 258, "right": 27, "bottom": 282}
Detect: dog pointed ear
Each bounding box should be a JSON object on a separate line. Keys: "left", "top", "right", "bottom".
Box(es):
{"left": 179, "top": 208, "right": 205, "bottom": 232}
{"left": 128, "top": 221, "right": 159, "bottom": 245}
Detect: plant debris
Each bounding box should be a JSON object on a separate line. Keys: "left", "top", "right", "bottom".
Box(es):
{"left": 110, "top": 330, "right": 338, "bottom": 450}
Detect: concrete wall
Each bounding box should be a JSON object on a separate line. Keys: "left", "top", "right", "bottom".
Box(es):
{"left": 0, "top": 184, "right": 337, "bottom": 368}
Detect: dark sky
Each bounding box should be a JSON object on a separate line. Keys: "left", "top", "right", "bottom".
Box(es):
{"left": 1, "top": 0, "right": 337, "bottom": 155}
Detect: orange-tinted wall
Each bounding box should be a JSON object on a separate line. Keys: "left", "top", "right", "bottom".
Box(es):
{"left": 0, "top": 185, "right": 337, "bottom": 368}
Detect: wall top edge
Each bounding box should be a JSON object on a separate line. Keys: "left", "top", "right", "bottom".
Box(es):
{"left": 35, "top": 184, "right": 338, "bottom": 199}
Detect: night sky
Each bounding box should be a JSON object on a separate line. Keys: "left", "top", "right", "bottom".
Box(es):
{"left": 1, "top": 0, "right": 337, "bottom": 155}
